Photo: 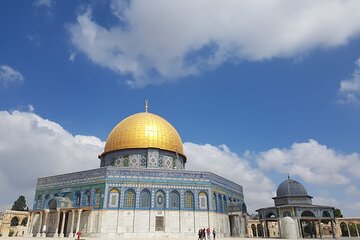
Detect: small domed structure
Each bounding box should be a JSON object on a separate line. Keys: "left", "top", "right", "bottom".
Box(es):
{"left": 257, "top": 177, "right": 335, "bottom": 239}
{"left": 276, "top": 178, "right": 308, "bottom": 197}
{"left": 273, "top": 177, "right": 313, "bottom": 206}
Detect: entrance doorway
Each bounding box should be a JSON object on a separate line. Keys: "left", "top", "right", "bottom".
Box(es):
{"left": 155, "top": 216, "right": 164, "bottom": 231}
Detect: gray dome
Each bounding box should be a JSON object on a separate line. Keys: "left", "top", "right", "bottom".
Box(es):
{"left": 276, "top": 178, "right": 308, "bottom": 197}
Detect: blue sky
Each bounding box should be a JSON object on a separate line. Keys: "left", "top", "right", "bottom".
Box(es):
{"left": 1, "top": 0, "right": 360, "bottom": 216}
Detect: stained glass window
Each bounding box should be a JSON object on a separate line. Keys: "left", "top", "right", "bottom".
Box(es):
{"left": 140, "top": 190, "right": 151, "bottom": 208}
{"left": 199, "top": 192, "right": 207, "bottom": 209}
{"left": 85, "top": 191, "right": 91, "bottom": 206}
{"left": 185, "top": 191, "right": 194, "bottom": 209}
{"left": 156, "top": 191, "right": 165, "bottom": 209}
{"left": 170, "top": 191, "right": 180, "bottom": 209}
{"left": 109, "top": 189, "right": 119, "bottom": 208}
{"left": 125, "top": 189, "right": 135, "bottom": 208}
{"left": 95, "top": 189, "right": 102, "bottom": 209}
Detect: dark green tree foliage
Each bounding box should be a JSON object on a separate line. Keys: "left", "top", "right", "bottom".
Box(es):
{"left": 334, "top": 208, "right": 343, "bottom": 218}
{"left": 11, "top": 195, "right": 27, "bottom": 211}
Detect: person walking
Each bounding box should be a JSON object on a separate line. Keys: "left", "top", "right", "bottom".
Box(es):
{"left": 212, "top": 228, "right": 216, "bottom": 240}
{"left": 206, "top": 227, "right": 211, "bottom": 240}
{"left": 202, "top": 228, "right": 206, "bottom": 240}
{"left": 198, "top": 228, "right": 202, "bottom": 240}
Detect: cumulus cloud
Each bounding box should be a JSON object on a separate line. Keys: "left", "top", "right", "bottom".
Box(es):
{"left": 0, "top": 65, "right": 24, "bottom": 87}
{"left": 257, "top": 139, "right": 360, "bottom": 185}
{"left": 2, "top": 110, "right": 360, "bottom": 215}
{"left": 339, "top": 58, "right": 360, "bottom": 104}
{"left": 67, "top": 0, "right": 360, "bottom": 86}
{"left": 0, "top": 110, "right": 104, "bottom": 208}
{"left": 184, "top": 142, "right": 275, "bottom": 213}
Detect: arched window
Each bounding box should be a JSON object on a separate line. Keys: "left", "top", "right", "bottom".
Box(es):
{"left": 213, "top": 193, "right": 217, "bottom": 211}
{"left": 37, "top": 195, "right": 43, "bottom": 209}
{"left": 251, "top": 224, "right": 257, "bottom": 237}
{"left": 266, "top": 212, "right": 276, "bottom": 218}
{"left": 125, "top": 189, "right": 135, "bottom": 209}
{"left": 170, "top": 190, "right": 180, "bottom": 209}
{"left": 185, "top": 191, "right": 194, "bottom": 210}
{"left": 199, "top": 192, "right": 208, "bottom": 210}
{"left": 283, "top": 211, "right": 291, "bottom": 217}
{"left": 257, "top": 223, "right": 263, "bottom": 237}
{"left": 21, "top": 217, "right": 28, "bottom": 226}
{"left": 75, "top": 192, "right": 81, "bottom": 207}
{"left": 322, "top": 210, "right": 331, "bottom": 217}
{"left": 156, "top": 190, "right": 165, "bottom": 209}
{"left": 95, "top": 189, "right": 102, "bottom": 209}
{"left": 140, "top": 189, "right": 151, "bottom": 209}
{"left": 349, "top": 223, "right": 358, "bottom": 237}
{"left": 44, "top": 194, "right": 50, "bottom": 209}
{"left": 340, "top": 222, "right": 349, "bottom": 237}
{"left": 301, "top": 211, "right": 315, "bottom": 217}
{"left": 85, "top": 191, "right": 91, "bottom": 206}
{"left": 223, "top": 196, "right": 227, "bottom": 213}
{"left": 109, "top": 189, "right": 120, "bottom": 208}
{"left": 10, "top": 217, "right": 19, "bottom": 226}
{"left": 218, "top": 194, "right": 223, "bottom": 213}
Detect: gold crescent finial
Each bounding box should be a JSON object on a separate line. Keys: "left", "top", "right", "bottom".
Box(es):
{"left": 145, "top": 99, "right": 149, "bottom": 112}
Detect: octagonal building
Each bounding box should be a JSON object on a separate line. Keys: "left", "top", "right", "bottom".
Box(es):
{"left": 28, "top": 107, "right": 247, "bottom": 238}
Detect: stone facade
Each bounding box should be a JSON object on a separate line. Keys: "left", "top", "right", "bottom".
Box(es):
{"left": 0, "top": 210, "right": 29, "bottom": 237}
{"left": 29, "top": 167, "right": 247, "bottom": 238}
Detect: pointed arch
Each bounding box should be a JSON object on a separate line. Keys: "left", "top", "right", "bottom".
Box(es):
{"left": 170, "top": 190, "right": 180, "bottom": 209}
{"left": 125, "top": 189, "right": 136, "bottom": 209}
{"left": 185, "top": 191, "right": 194, "bottom": 210}
{"left": 140, "top": 189, "right": 151, "bottom": 209}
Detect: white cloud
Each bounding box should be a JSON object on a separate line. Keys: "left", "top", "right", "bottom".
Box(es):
{"left": 257, "top": 139, "right": 360, "bottom": 185}
{"left": 0, "top": 110, "right": 104, "bottom": 208}
{"left": 2, "top": 110, "right": 360, "bottom": 215}
{"left": 33, "top": 0, "right": 53, "bottom": 8}
{"left": 339, "top": 58, "right": 360, "bottom": 104}
{"left": 184, "top": 142, "right": 275, "bottom": 213}
{"left": 0, "top": 65, "right": 24, "bottom": 87}
{"left": 67, "top": 0, "right": 360, "bottom": 86}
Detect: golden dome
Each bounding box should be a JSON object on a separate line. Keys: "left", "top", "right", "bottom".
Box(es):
{"left": 102, "top": 112, "right": 185, "bottom": 159}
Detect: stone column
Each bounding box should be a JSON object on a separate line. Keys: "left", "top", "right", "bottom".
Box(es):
{"left": 277, "top": 219, "right": 282, "bottom": 238}
{"left": 25, "top": 212, "right": 34, "bottom": 237}
{"left": 36, "top": 212, "right": 43, "bottom": 237}
{"left": 54, "top": 210, "right": 61, "bottom": 237}
{"left": 42, "top": 210, "right": 49, "bottom": 237}
{"left": 356, "top": 223, "right": 360, "bottom": 237}
{"left": 29, "top": 212, "right": 36, "bottom": 237}
{"left": 59, "top": 211, "right": 66, "bottom": 237}
{"left": 68, "top": 210, "right": 76, "bottom": 238}
{"left": 75, "top": 209, "right": 83, "bottom": 234}
{"left": 330, "top": 220, "right": 336, "bottom": 238}
{"left": 317, "top": 220, "right": 323, "bottom": 238}
{"left": 347, "top": 223, "right": 350, "bottom": 237}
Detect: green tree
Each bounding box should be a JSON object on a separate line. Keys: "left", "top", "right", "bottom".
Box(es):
{"left": 334, "top": 208, "right": 343, "bottom": 218}
{"left": 11, "top": 195, "right": 27, "bottom": 211}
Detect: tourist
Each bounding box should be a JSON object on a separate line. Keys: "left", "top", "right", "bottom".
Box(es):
{"left": 202, "top": 228, "right": 206, "bottom": 239}
{"left": 212, "top": 228, "right": 216, "bottom": 240}
{"left": 206, "top": 227, "right": 210, "bottom": 239}
{"left": 198, "top": 228, "right": 202, "bottom": 240}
